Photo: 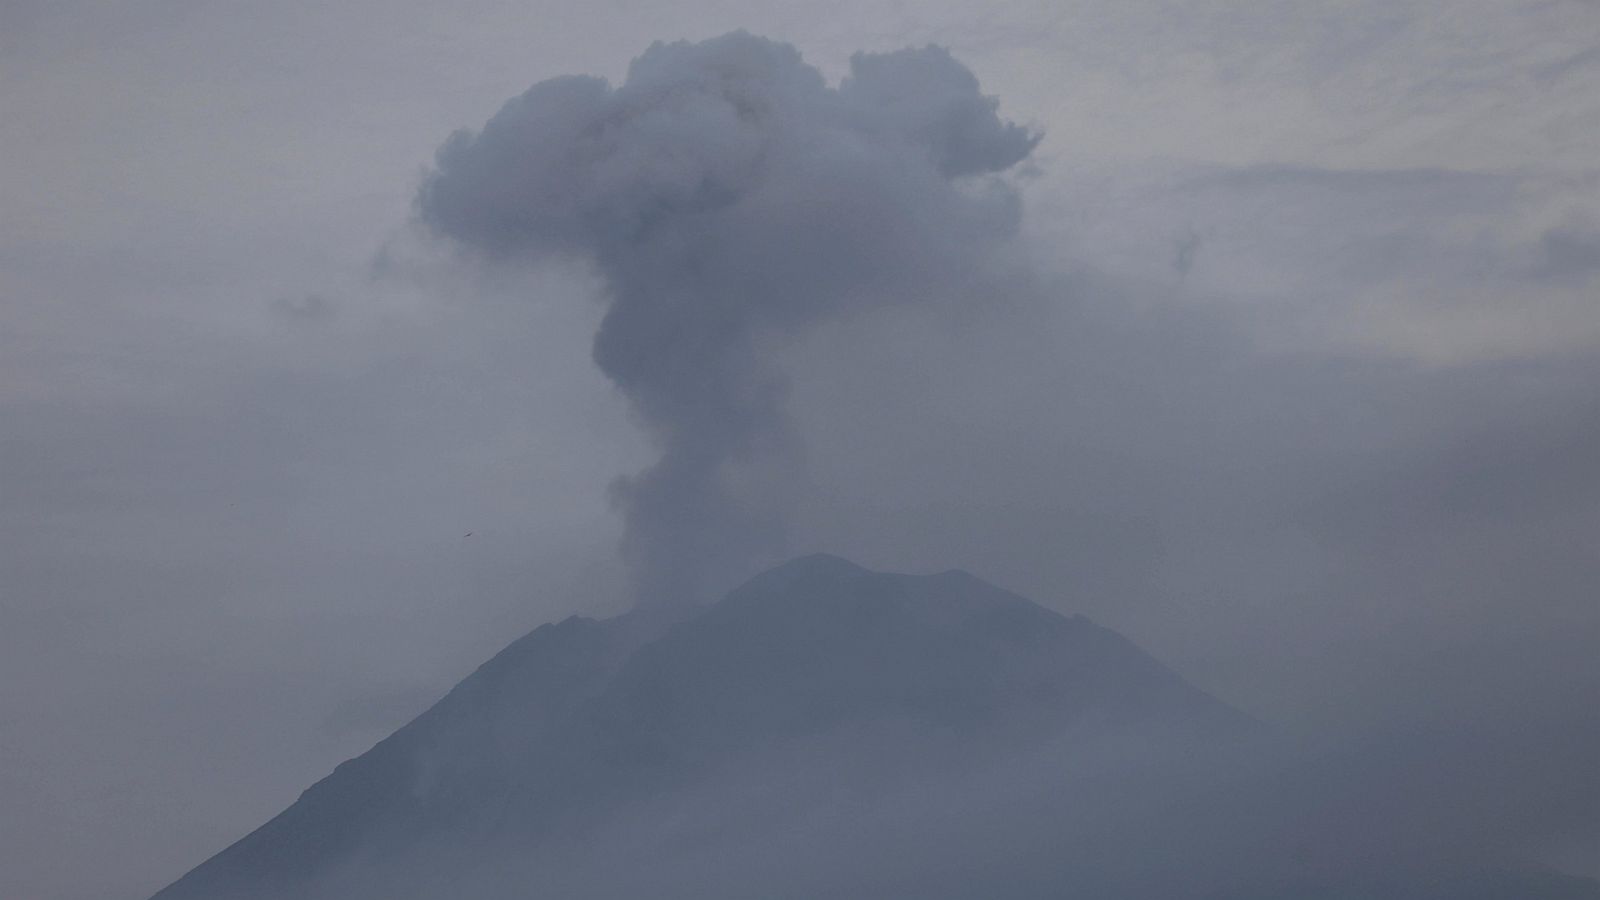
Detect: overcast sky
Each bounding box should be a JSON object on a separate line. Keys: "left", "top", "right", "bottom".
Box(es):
{"left": 4, "top": 2, "right": 1599, "bottom": 898}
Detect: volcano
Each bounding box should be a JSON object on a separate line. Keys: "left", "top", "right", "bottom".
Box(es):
{"left": 150, "top": 555, "right": 1597, "bottom": 899}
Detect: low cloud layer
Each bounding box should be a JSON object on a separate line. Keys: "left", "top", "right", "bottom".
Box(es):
{"left": 419, "top": 32, "right": 1037, "bottom": 605}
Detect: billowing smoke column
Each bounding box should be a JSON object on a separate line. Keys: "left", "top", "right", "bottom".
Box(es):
{"left": 419, "top": 32, "right": 1038, "bottom": 605}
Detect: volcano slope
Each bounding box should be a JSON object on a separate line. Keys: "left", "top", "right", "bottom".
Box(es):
{"left": 151, "top": 554, "right": 1598, "bottom": 900}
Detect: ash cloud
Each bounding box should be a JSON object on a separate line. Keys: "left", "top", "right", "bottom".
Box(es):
{"left": 418, "top": 32, "right": 1038, "bottom": 605}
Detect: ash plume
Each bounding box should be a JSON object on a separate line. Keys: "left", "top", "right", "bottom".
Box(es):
{"left": 418, "top": 32, "right": 1038, "bottom": 605}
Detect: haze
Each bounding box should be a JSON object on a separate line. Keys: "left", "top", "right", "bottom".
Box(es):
{"left": 3, "top": 2, "right": 1598, "bottom": 897}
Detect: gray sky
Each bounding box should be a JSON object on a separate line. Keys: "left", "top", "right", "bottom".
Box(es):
{"left": 3, "top": 2, "right": 1598, "bottom": 897}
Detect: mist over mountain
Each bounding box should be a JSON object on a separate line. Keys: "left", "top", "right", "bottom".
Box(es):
{"left": 151, "top": 556, "right": 1597, "bottom": 900}
{"left": 8, "top": 9, "right": 1600, "bottom": 900}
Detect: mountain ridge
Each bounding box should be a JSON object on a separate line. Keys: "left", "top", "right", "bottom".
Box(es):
{"left": 150, "top": 555, "right": 1596, "bottom": 900}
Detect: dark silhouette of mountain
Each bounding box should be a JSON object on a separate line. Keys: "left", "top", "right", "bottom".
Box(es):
{"left": 150, "top": 556, "right": 1599, "bottom": 900}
